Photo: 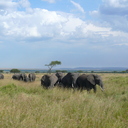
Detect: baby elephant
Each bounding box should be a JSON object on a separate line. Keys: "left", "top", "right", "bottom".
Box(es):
{"left": 76, "top": 74, "right": 104, "bottom": 93}
{"left": 41, "top": 74, "right": 58, "bottom": 89}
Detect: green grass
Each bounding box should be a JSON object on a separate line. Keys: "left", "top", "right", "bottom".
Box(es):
{"left": 0, "top": 73, "right": 128, "bottom": 128}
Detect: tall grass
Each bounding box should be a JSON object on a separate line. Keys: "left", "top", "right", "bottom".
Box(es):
{"left": 0, "top": 73, "right": 128, "bottom": 128}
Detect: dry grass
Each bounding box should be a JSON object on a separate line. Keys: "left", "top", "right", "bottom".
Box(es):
{"left": 0, "top": 73, "right": 128, "bottom": 128}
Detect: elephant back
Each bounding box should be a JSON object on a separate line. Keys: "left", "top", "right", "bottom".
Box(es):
{"left": 12, "top": 73, "right": 20, "bottom": 80}
{"left": 61, "top": 72, "right": 79, "bottom": 88}
{"left": 76, "top": 74, "right": 87, "bottom": 87}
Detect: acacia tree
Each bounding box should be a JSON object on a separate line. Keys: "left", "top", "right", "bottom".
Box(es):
{"left": 45, "top": 61, "right": 61, "bottom": 73}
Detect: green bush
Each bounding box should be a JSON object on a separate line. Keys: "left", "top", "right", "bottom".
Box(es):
{"left": 10, "top": 69, "right": 21, "bottom": 73}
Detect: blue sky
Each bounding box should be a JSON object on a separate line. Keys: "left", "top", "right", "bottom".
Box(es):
{"left": 0, "top": 0, "right": 128, "bottom": 69}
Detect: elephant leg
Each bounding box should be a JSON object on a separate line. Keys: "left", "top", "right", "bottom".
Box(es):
{"left": 54, "top": 80, "right": 59, "bottom": 86}
{"left": 48, "top": 86, "right": 53, "bottom": 89}
{"left": 87, "top": 88, "right": 91, "bottom": 93}
{"left": 80, "top": 86, "right": 84, "bottom": 92}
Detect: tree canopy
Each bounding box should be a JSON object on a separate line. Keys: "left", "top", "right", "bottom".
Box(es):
{"left": 0, "top": 70, "right": 3, "bottom": 73}
{"left": 45, "top": 61, "right": 61, "bottom": 73}
{"left": 10, "top": 69, "right": 21, "bottom": 73}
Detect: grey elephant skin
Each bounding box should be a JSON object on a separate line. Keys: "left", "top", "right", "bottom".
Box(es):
{"left": 28, "top": 73, "right": 36, "bottom": 82}
{"left": 12, "top": 74, "right": 21, "bottom": 80}
{"left": 56, "top": 72, "right": 79, "bottom": 88}
{"left": 0, "top": 74, "right": 4, "bottom": 79}
{"left": 76, "top": 74, "right": 104, "bottom": 93}
{"left": 55, "top": 72, "right": 65, "bottom": 85}
{"left": 19, "top": 73, "right": 28, "bottom": 81}
{"left": 41, "top": 74, "right": 58, "bottom": 89}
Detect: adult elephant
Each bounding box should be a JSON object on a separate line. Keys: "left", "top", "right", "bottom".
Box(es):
{"left": 55, "top": 72, "right": 65, "bottom": 85}
{"left": 19, "top": 73, "right": 29, "bottom": 82}
{"left": 0, "top": 73, "right": 4, "bottom": 79}
{"left": 12, "top": 73, "right": 20, "bottom": 80}
{"left": 57, "top": 72, "right": 79, "bottom": 88}
{"left": 41, "top": 74, "right": 58, "bottom": 89}
{"left": 28, "top": 73, "right": 36, "bottom": 82}
{"left": 76, "top": 74, "right": 104, "bottom": 93}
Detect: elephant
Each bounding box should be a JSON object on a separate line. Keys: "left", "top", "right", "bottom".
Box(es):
{"left": 23, "top": 75, "right": 29, "bottom": 82}
{"left": 12, "top": 73, "right": 21, "bottom": 80}
{"left": 0, "top": 73, "right": 4, "bottom": 79}
{"left": 19, "top": 73, "right": 28, "bottom": 82}
{"left": 55, "top": 72, "right": 65, "bottom": 85}
{"left": 28, "top": 73, "right": 36, "bottom": 82}
{"left": 12, "top": 73, "right": 29, "bottom": 82}
{"left": 41, "top": 74, "right": 58, "bottom": 89}
{"left": 56, "top": 72, "right": 79, "bottom": 88}
{"left": 76, "top": 74, "right": 104, "bottom": 93}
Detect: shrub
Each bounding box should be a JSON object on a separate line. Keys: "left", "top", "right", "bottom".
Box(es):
{"left": 10, "top": 69, "right": 21, "bottom": 73}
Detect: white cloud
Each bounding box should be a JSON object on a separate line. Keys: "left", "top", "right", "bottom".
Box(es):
{"left": 0, "top": 0, "right": 32, "bottom": 13}
{"left": 100, "top": 0, "right": 128, "bottom": 15}
{"left": 89, "top": 0, "right": 128, "bottom": 35}
{"left": 71, "top": 0, "right": 85, "bottom": 13}
{"left": 0, "top": 0, "right": 128, "bottom": 68}
{"left": 0, "top": 0, "right": 128, "bottom": 48}
{"left": 0, "top": 8, "right": 113, "bottom": 42}
{"left": 114, "top": 43, "right": 128, "bottom": 46}
{"left": 0, "top": 0, "right": 18, "bottom": 12}
{"left": 41, "top": 0, "right": 56, "bottom": 3}
{"left": 62, "top": 17, "right": 84, "bottom": 33}
{"left": 18, "top": 0, "right": 31, "bottom": 9}
{"left": 103, "top": 0, "right": 128, "bottom": 8}
{"left": 0, "top": 9, "right": 66, "bottom": 39}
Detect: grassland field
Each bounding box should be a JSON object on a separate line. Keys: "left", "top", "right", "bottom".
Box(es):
{"left": 0, "top": 73, "right": 128, "bottom": 128}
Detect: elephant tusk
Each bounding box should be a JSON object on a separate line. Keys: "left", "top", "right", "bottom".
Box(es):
{"left": 100, "top": 86, "right": 104, "bottom": 91}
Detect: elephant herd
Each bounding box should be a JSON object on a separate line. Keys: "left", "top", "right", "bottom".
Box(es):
{"left": 0, "top": 73, "right": 36, "bottom": 82}
{"left": 0, "top": 72, "right": 104, "bottom": 93}
{"left": 12, "top": 73, "right": 36, "bottom": 82}
{"left": 41, "top": 72, "right": 104, "bottom": 93}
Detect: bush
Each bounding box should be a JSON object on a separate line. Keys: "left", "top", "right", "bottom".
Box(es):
{"left": 10, "top": 69, "right": 21, "bottom": 73}
{"left": 35, "top": 71, "right": 40, "bottom": 73}
{"left": 0, "top": 70, "right": 3, "bottom": 73}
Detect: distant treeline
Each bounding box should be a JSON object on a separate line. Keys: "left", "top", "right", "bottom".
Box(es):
{"left": 0, "top": 69, "right": 128, "bottom": 73}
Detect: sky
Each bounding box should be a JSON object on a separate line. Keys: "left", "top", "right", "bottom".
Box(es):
{"left": 0, "top": 0, "right": 128, "bottom": 69}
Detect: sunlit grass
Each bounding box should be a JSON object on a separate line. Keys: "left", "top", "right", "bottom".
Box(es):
{"left": 0, "top": 73, "right": 128, "bottom": 128}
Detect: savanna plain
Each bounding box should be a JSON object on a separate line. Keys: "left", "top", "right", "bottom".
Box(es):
{"left": 0, "top": 73, "right": 128, "bottom": 128}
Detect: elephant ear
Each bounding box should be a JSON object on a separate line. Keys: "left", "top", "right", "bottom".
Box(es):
{"left": 87, "top": 75, "right": 95, "bottom": 85}
{"left": 42, "top": 75, "right": 47, "bottom": 81}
